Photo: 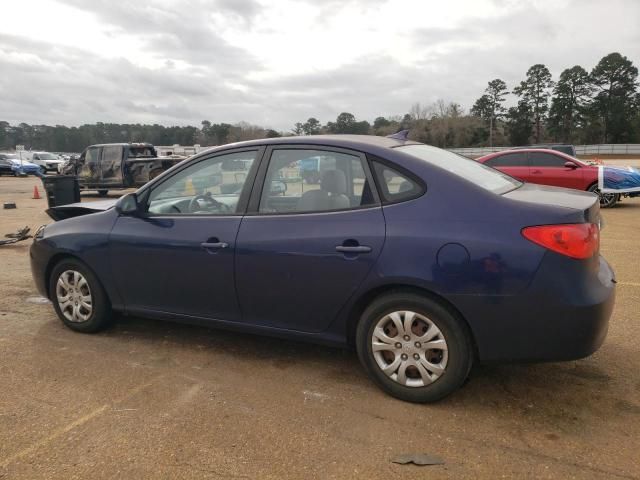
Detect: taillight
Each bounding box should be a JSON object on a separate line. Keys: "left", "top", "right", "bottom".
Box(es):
{"left": 522, "top": 223, "right": 599, "bottom": 259}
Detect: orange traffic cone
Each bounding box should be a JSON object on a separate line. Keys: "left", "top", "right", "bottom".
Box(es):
{"left": 32, "top": 186, "right": 41, "bottom": 199}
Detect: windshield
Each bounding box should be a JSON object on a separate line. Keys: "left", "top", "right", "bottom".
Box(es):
{"left": 396, "top": 144, "right": 522, "bottom": 194}
{"left": 2, "top": 154, "right": 19, "bottom": 160}
{"left": 37, "top": 153, "right": 59, "bottom": 160}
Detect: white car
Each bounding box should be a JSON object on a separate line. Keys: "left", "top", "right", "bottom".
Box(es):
{"left": 27, "top": 151, "right": 65, "bottom": 174}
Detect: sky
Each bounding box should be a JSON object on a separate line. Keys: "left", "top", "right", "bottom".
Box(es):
{"left": 1, "top": 0, "right": 639, "bottom": 131}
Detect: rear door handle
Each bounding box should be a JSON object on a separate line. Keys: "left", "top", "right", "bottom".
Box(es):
{"left": 335, "top": 245, "right": 372, "bottom": 253}
{"left": 201, "top": 242, "right": 228, "bottom": 249}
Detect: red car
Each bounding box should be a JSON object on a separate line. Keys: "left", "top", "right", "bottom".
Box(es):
{"left": 476, "top": 149, "right": 618, "bottom": 207}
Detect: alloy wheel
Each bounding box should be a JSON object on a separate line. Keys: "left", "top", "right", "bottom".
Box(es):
{"left": 56, "top": 270, "right": 93, "bottom": 323}
{"left": 589, "top": 185, "right": 617, "bottom": 208}
{"left": 371, "top": 310, "right": 449, "bottom": 387}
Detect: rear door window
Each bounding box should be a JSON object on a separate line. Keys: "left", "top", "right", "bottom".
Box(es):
{"left": 258, "top": 148, "right": 376, "bottom": 214}
{"left": 486, "top": 152, "right": 528, "bottom": 167}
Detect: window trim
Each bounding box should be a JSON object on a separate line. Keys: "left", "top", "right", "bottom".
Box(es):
{"left": 245, "top": 144, "right": 381, "bottom": 216}
{"left": 367, "top": 154, "right": 426, "bottom": 205}
{"left": 141, "top": 146, "right": 264, "bottom": 218}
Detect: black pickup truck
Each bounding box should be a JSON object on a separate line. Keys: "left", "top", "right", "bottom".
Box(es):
{"left": 61, "top": 143, "right": 184, "bottom": 195}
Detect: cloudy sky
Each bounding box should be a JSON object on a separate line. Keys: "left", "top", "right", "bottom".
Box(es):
{"left": 1, "top": 0, "right": 639, "bottom": 130}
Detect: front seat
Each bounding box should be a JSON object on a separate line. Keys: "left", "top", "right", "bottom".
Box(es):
{"left": 298, "top": 170, "right": 350, "bottom": 212}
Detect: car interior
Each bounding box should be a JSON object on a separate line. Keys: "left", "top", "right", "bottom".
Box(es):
{"left": 146, "top": 149, "right": 378, "bottom": 216}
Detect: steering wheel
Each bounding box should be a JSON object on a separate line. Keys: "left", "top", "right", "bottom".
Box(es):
{"left": 187, "top": 192, "right": 231, "bottom": 214}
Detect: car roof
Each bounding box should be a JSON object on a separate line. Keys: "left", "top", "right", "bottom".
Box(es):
{"left": 477, "top": 148, "right": 588, "bottom": 164}
{"left": 511, "top": 144, "right": 573, "bottom": 148}
{"left": 88, "top": 143, "right": 154, "bottom": 147}
{"left": 198, "top": 134, "right": 420, "bottom": 155}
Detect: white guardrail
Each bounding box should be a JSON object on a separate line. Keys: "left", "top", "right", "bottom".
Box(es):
{"left": 448, "top": 144, "right": 640, "bottom": 158}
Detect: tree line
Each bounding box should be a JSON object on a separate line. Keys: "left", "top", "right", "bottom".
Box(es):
{"left": 1, "top": 52, "right": 637, "bottom": 153}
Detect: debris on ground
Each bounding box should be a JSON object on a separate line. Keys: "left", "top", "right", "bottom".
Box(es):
{"left": 391, "top": 453, "right": 445, "bottom": 466}
{"left": 0, "top": 226, "right": 32, "bottom": 246}
{"left": 3, "top": 202, "right": 16, "bottom": 209}
{"left": 25, "top": 296, "right": 50, "bottom": 305}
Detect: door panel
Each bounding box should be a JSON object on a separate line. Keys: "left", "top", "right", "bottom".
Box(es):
{"left": 235, "top": 208, "right": 385, "bottom": 332}
{"left": 236, "top": 145, "right": 384, "bottom": 333}
{"left": 495, "top": 166, "right": 530, "bottom": 182}
{"left": 109, "top": 216, "right": 242, "bottom": 320}
{"left": 108, "top": 148, "right": 261, "bottom": 320}
{"left": 528, "top": 152, "right": 584, "bottom": 189}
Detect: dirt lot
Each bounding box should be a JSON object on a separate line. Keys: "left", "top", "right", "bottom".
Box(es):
{"left": 0, "top": 175, "right": 639, "bottom": 479}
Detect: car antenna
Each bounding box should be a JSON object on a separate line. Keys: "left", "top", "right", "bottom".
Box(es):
{"left": 387, "top": 129, "right": 410, "bottom": 141}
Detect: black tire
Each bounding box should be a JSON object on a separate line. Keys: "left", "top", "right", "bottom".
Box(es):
{"left": 588, "top": 183, "right": 618, "bottom": 208}
{"left": 97, "top": 189, "right": 109, "bottom": 197}
{"left": 356, "top": 292, "right": 473, "bottom": 403}
{"left": 49, "top": 258, "right": 112, "bottom": 333}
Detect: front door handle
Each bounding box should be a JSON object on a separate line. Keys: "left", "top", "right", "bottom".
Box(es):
{"left": 531, "top": 169, "right": 542, "bottom": 174}
{"left": 201, "top": 241, "right": 229, "bottom": 249}
{"left": 335, "top": 245, "right": 372, "bottom": 254}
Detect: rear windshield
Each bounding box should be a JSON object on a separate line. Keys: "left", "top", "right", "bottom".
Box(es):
{"left": 396, "top": 144, "right": 521, "bottom": 194}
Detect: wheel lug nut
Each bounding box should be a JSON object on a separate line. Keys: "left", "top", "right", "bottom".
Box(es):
{"left": 413, "top": 353, "right": 420, "bottom": 360}
{"left": 395, "top": 342, "right": 402, "bottom": 349}
{"left": 403, "top": 335, "right": 410, "bottom": 341}
{"left": 415, "top": 342, "right": 421, "bottom": 348}
{"left": 401, "top": 353, "right": 408, "bottom": 360}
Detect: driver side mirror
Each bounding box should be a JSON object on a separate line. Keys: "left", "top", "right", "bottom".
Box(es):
{"left": 564, "top": 161, "right": 578, "bottom": 169}
{"left": 115, "top": 192, "right": 140, "bottom": 216}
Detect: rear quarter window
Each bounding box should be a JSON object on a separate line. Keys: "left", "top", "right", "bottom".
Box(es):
{"left": 396, "top": 144, "right": 521, "bottom": 195}
{"left": 370, "top": 159, "right": 424, "bottom": 203}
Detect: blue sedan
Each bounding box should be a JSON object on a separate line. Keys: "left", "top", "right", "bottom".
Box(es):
{"left": 30, "top": 134, "right": 615, "bottom": 402}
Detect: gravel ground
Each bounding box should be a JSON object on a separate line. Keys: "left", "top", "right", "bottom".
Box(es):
{"left": 0, "top": 176, "right": 638, "bottom": 479}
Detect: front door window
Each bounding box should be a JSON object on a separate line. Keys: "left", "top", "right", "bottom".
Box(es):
{"left": 147, "top": 150, "right": 258, "bottom": 215}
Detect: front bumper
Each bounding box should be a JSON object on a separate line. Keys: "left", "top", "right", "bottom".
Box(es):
{"left": 30, "top": 239, "right": 51, "bottom": 299}
{"left": 452, "top": 254, "right": 616, "bottom": 362}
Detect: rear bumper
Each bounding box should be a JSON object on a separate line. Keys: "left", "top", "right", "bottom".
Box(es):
{"left": 453, "top": 254, "right": 615, "bottom": 362}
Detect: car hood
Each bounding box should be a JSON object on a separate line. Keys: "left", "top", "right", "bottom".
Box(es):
{"left": 46, "top": 199, "right": 117, "bottom": 221}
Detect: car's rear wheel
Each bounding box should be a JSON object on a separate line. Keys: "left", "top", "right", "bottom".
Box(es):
{"left": 356, "top": 292, "right": 473, "bottom": 403}
{"left": 588, "top": 184, "right": 618, "bottom": 208}
{"left": 49, "top": 259, "right": 112, "bottom": 333}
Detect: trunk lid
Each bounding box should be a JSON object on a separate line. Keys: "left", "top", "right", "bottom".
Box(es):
{"left": 503, "top": 183, "right": 601, "bottom": 226}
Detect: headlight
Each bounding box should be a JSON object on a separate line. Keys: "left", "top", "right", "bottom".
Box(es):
{"left": 34, "top": 224, "right": 46, "bottom": 240}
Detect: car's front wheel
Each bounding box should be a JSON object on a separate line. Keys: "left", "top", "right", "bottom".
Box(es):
{"left": 356, "top": 292, "right": 473, "bottom": 403}
{"left": 49, "top": 259, "right": 112, "bottom": 333}
{"left": 588, "top": 184, "right": 618, "bottom": 208}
